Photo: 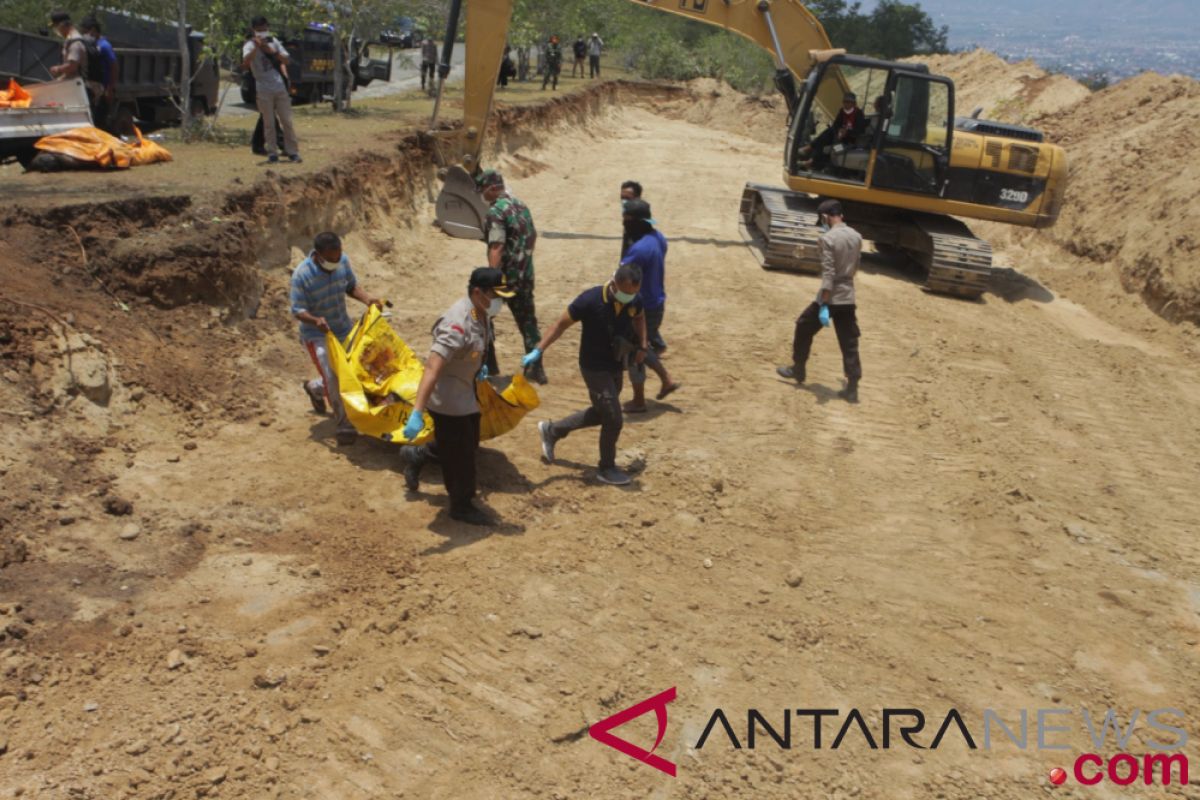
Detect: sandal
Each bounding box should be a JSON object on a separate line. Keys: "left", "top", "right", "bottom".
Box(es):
{"left": 656, "top": 382, "right": 682, "bottom": 401}
{"left": 622, "top": 401, "right": 648, "bottom": 414}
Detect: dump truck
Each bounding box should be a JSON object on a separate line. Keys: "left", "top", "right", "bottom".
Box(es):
{"left": 0, "top": 15, "right": 218, "bottom": 136}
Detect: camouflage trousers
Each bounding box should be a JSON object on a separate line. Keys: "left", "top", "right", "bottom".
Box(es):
{"left": 485, "top": 279, "right": 541, "bottom": 374}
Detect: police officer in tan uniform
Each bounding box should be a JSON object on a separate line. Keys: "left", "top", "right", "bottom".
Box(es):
{"left": 401, "top": 268, "right": 515, "bottom": 526}
{"left": 777, "top": 199, "right": 863, "bottom": 403}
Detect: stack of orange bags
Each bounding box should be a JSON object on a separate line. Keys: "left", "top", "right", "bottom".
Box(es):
{"left": 0, "top": 78, "right": 32, "bottom": 109}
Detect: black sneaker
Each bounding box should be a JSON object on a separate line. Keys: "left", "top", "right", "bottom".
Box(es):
{"left": 401, "top": 446, "right": 426, "bottom": 492}
{"left": 303, "top": 381, "right": 326, "bottom": 414}
{"left": 267, "top": 154, "right": 279, "bottom": 164}
{"left": 538, "top": 420, "right": 556, "bottom": 463}
{"left": 288, "top": 154, "right": 303, "bottom": 163}
{"left": 450, "top": 503, "right": 495, "bottom": 527}
{"left": 596, "top": 466, "right": 632, "bottom": 486}
{"left": 838, "top": 380, "right": 860, "bottom": 404}
{"left": 776, "top": 365, "right": 805, "bottom": 383}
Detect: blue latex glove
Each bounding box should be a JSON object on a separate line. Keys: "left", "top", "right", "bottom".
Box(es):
{"left": 818, "top": 304, "right": 831, "bottom": 327}
{"left": 402, "top": 409, "right": 425, "bottom": 440}
{"left": 478, "top": 365, "right": 489, "bottom": 381}
{"left": 521, "top": 348, "right": 543, "bottom": 367}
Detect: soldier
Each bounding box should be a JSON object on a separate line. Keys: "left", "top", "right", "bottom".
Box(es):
{"left": 400, "top": 268, "right": 515, "bottom": 526}
{"left": 542, "top": 36, "right": 563, "bottom": 91}
{"left": 477, "top": 170, "right": 546, "bottom": 384}
{"left": 776, "top": 199, "right": 863, "bottom": 403}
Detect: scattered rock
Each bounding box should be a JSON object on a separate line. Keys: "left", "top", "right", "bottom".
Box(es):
{"left": 125, "top": 740, "right": 149, "bottom": 756}
{"left": 118, "top": 524, "right": 141, "bottom": 541}
{"left": 58, "top": 515, "right": 76, "bottom": 526}
{"left": 83, "top": 701, "right": 98, "bottom": 713}
{"left": 5, "top": 624, "right": 28, "bottom": 640}
{"left": 264, "top": 756, "right": 279, "bottom": 771}
{"left": 702, "top": 558, "right": 714, "bottom": 569}
{"left": 312, "top": 645, "right": 331, "bottom": 656}
{"left": 103, "top": 497, "right": 133, "bottom": 516}
{"left": 304, "top": 564, "right": 321, "bottom": 578}
{"left": 299, "top": 709, "right": 321, "bottom": 724}
{"left": 203, "top": 766, "right": 227, "bottom": 785}
{"left": 167, "top": 649, "right": 184, "bottom": 670}
{"left": 129, "top": 387, "right": 145, "bottom": 402}
{"left": 243, "top": 646, "right": 258, "bottom": 658}
{"left": 510, "top": 626, "right": 543, "bottom": 640}
{"left": 183, "top": 442, "right": 197, "bottom": 451}
{"left": 232, "top": 538, "right": 250, "bottom": 547}
{"left": 785, "top": 570, "right": 804, "bottom": 588}
{"left": 166, "top": 455, "right": 180, "bottom": 463}
{"left": 253, "top": 673, "right": 285, "bottom": 689}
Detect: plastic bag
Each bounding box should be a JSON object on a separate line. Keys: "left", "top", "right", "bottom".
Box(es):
{"left": 34, "top": 125, "right": 172, "bottom": 168}
{"left": 0, "top": 79, "right": 32, "bottom": 109}
{"left": 326, "top": 305, "right": 539, "bottom": 444}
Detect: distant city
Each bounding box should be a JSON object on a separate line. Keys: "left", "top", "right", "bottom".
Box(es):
{"left": 878, "top": 0, "right": 1200, "bottom": 81}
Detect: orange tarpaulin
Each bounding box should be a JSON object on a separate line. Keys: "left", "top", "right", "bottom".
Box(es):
{"left": 34, "top": 126, "right": 173, "bottom": 169}
{"left": 0, "top": 78, "right": 31, "bottom": 109}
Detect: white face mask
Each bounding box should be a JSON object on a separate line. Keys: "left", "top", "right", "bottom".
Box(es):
{"left": 487, "top": 297, "right": 504, "bottom": 317}
{"left": 317, "top": 254, "right": 341, "bottom": 273}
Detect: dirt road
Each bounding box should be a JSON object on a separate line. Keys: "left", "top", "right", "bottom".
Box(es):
{"left": 2, "top": 85, "right": 1199, "bottom": 799}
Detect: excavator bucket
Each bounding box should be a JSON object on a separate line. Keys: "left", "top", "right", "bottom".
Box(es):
{"left": 434, "top": 165, "right": 491, "bottom": 240}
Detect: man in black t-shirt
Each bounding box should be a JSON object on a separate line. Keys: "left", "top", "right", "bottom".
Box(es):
{"left": 522, "top": 264, "right": 649, "bottom": 486}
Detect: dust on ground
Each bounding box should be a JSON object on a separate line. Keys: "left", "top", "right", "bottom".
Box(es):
{"left": 2, "top": 69, "right": 1200, "bottom": 799}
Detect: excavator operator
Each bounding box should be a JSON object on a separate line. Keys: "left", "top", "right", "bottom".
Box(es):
{"left": 800, "top": 91, "right": 866, "bottom": 171}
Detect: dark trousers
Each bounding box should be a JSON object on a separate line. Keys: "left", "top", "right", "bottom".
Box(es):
{"left": 589, "top": 55, "right": 601, "bottom": 78}
{"left": 251, "top": 114, "right": 284, "bottom": 155}
{"left": 421, "top": 61, "right": 435, "bottom": 90}
{"left": 428, "top": 411, "right": 481, "bottom": 512}
{"left": 550, "top": 369, "right": 623, "bottom": 468}
{"left": 628, "top": 308, "right": 666, "bottom": 386}
{"left": 572, "top": 56, "right": 586, "bottom": 77}
{"left": 792, "top": 302, "right": 862, "bottom": 380}
{"left": 542, "top": 64, "right": 560, "bottom": 89}
{"left": 485, "top": 281, "right": 541, "bottom": 374}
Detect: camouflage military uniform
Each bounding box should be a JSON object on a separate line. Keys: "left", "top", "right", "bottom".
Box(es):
{"left": 486, "top": 193, "right": 541, "bottom": 354}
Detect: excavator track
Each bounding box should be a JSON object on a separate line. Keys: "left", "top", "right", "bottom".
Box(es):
{"left": 911, "top": 217, "right": 994, "bottom": 300}
{"left": 739, "top": 184, "right": 996, "bottom": 300}
{"left": 739, "top": 184, "right": 822, "bottom": 272}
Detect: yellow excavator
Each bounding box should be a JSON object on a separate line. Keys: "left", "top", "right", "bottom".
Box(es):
{"left": 427, "top": 0, "right": 1068, "bottom": 299}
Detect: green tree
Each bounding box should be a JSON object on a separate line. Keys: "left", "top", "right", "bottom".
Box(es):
{"left": 866, "top": 0, "right": 947, "bottom": 59}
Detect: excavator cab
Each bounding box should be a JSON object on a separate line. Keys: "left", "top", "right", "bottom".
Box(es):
{"left": 787, "top": 55, "right": 954, "bottom": 198}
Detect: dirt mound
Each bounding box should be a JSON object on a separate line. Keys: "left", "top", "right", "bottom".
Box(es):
{"left": 917, "top": 49, "right": 1090, "bottom": 124}
{"left": 1038, "top": 72, "right": 1200, "bottom": 322}
{"left": 653, "top": 77, "right": 789, "bottom": 144}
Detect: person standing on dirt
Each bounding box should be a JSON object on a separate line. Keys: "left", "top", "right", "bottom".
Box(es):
{"left": 420, "top": 38, "right": 438, "bottom": 92}
{"left": 79, "top": 17, "right": 117, "bottom": 132}
{"left": 498, "top": 46, "right": 516, "bottom": 89}
{"left": 542, "top": 36, "right": 563, "bottom": 91}
{"left": 620, "top": 199, "right": 680, "bottom": 412}
{"left": 777, "top": 200, "right": 863, "bottom": 403}
{"left": 524, "top": 264, "right": 649, "bottom": 487}
{"left": 477, "top": 169, "right": 546, "bottom": 385}
{"left": 619, "top": 180, "right": 643, "bottom": 257}
{"left": 399, "top": 268, "right": 514, "bottom": 527}
{"left": 242, "top": 16, "right": 301, "bottom": 164}
{"left": 571, "top": 36, "right": 588, "bottom": 78}
{"left": 291, "top": 232, "right": 386, "bottom": 445}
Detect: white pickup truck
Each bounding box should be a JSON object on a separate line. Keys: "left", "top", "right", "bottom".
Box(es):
{"left": 0, "top": 78, "right": 93, "bottom": 166}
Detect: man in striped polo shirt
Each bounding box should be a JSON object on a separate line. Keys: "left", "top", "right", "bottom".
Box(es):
{"left": 290, "top": 232, "right": 385, "bottom": 445}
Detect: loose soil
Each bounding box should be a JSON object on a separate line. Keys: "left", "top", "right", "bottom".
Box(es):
{"left": 1, "top": 64, "right": 1199, "bottom": 800}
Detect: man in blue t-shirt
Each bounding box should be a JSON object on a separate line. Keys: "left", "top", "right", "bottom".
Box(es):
{"left": 521, "top": 264, "right": 649, "bottom": 486}
{"left": 289, "top": 232, "right": 385, "bottom": 445}
{"left": 620, "top": 199, "right": 680, "bottom": 412}
{"left": 80, "top": 17, "right": 117, "bottom": 130}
